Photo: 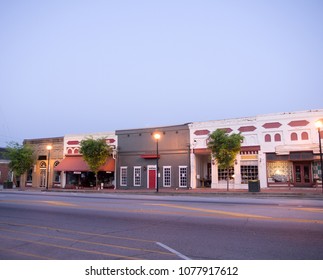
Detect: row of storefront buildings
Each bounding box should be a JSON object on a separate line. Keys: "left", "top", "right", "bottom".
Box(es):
{"left": 2, "top": 109, "right": 323, "bottom": 190}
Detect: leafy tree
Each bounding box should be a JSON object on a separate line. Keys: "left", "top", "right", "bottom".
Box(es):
{"left": 79, "top": 137, "right": 112, "bottom": 188}
{"left": 5, "top": 142, "right": 35, "bottom": 184}
{"left": 207, "top": 129, "right": 244, "bottom": 191}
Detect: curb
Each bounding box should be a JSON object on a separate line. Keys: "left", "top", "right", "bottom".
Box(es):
{"left": 2, "top": 187, "right": 322, "bottom": 199}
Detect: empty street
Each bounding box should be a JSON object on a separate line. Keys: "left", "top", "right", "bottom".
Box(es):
{"left": 0, "top": 191, "right": 322, "bottom": 260}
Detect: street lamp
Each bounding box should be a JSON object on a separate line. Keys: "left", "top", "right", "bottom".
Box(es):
{"left": 153, "top": 133, "right": 161, "bottom": 193}
{"left": 46, "top": 145, "right": 52, "bottom": 190}
{"left": 315, "top": 120, "right": 323, "bottom": 193}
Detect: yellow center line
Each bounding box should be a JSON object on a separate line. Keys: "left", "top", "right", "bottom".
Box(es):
{"left": 292, "top": 207, "right": 323, "bottom": 213}
{"left": 0, "top": 199, "right": 77, "bottom": 207}
{"left": 145, "top": 203, "right": 323, "bottom": 224}
{"left": 0, "top": 248, "right": 53, "bottom": 260}
{"left": 0, "top": 222, "right": 156, "bottom": 243}
{"left": 41, "top": 200, "right": 77, "bottom": 207}
{"left": 0, "top": 234, "right": 140, "bottom": 260}
{"left": 0, "top": 227, "right": 174, "bottom": 256}
{"left": 145, "top": 203, "right": 270, "bottom": 219}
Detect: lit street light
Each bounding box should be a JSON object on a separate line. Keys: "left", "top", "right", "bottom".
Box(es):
{"left": 153, "top": 133, "right": 161, "bottom": 193}
{"left": 315, "top": 120, "right": 323, "bottom": 194}
{"left": 46, "top": 145, "right": 52, "bottom": 190}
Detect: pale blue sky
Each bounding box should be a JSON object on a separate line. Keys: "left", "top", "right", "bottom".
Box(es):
{"left": 0, "top": 0, "right": 322, "bottom": 146}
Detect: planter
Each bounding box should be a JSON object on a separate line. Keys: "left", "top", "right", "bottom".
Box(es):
{"left": 3, "top": 182, "right": 13, "bottom": 189}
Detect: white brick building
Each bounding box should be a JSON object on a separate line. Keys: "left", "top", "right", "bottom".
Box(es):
{"left": 189, "top": 110, "right": 323, "bottom": 189}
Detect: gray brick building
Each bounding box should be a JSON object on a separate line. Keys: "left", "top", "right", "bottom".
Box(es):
{"left": 116, "top": 124, "right": 191, "bottom": 190}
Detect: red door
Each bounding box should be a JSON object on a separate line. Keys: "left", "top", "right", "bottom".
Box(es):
{"left": 148, "top": 169, "right": 156, "bottom": 189}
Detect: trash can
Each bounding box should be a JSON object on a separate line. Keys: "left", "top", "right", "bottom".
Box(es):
{"left": 248, "top": 180, "right": 260, "bottom": 192}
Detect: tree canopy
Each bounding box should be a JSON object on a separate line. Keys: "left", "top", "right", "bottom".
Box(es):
{"left": 207, "top": 129, "right": 244, "bottom": 190}
{"left": 79, "top": 137, "right": 112, "bottom": 187}
{"left": 5, "top": 142, "right": 35, "bottom": 178}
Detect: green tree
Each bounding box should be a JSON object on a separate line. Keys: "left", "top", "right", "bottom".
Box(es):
{"left": 79, "top": 137, "right": 112, "bottom": 188}
{"left": 207, "top": 129, "right": 244, "bottom": 191}
{"left": 5, "top": 142, "right": 35, "bottom": 184}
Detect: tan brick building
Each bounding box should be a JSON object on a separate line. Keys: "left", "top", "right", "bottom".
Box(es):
{"left": 22, "top": 137, "right": 64, "bottom": 188}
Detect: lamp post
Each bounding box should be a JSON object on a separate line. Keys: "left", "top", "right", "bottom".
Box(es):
{"left": 315, "top": 120, "right": 323, "bottom": 193}
{"left": 46, "top": 145, "right": 52, "bottom": 190}
{"left": 153, "top": 133, "right": 161, "bottom": 192}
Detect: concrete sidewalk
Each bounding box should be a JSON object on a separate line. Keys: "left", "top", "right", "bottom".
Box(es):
{"left": 2, "top": 185, "right": 323, "bottom": 199}
{"left": 100, "top": 186, "right": 323, "bottom": 198}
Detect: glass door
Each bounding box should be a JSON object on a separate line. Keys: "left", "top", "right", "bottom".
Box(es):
{"left": 293, "top": 162, "right": 312, "bottom": 187}
{"left": 40, "top": 169, "right": 46, "bottom": 187}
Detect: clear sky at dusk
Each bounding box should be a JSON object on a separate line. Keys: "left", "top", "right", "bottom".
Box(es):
{"left": 0, "top": 0, "right": 322, "bottom": 146}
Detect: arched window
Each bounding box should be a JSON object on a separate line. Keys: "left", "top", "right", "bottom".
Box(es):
{"left": 67, "top": 148, "right": 73, "bottom": 154}
{"left": 265, "top": 134, "right": 271, "bottom": 142}
{"left": 54, "top": 161, "right": 61, "bottom": 183}
{"left": 291, "top": 132, "right": 298, "bottom": 141}
{"left": 301, "top": 132, "right": 309, "bottom": 140}
{"left": 74, "top": 149, "right": 79, "bottom": 154}
{"left": 274, "top": 133, "right": 281, "bottom": 142}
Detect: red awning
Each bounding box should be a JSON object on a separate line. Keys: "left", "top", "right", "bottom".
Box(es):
{"left": 193, "top": 148, "right": 211, "bottom": 155}
{"left": 54, "top": 156, "right": 115, "bottom": 172}
{"left": 240, "top": 145, "right": 261, "bottom": 152}
{"left": 140, "top": 154, "right": 160, "bottom": 159}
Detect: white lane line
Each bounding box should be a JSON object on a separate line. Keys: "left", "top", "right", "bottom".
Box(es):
{"left": 156, "top": 242, "right": 191, "bottom": 260}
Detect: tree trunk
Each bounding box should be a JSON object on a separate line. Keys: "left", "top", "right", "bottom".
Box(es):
{"left": 226, "top": 168, "right": 229, "bottom": 191}
{"left": 95, "top": 172, "right": 98, "bottom": 189}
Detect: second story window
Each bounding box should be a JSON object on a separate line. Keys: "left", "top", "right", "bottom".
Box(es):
{"left": 301, "top": 132, "right": 309, "bottom": 140}
{"left": 274, "top": 133, "right": 281, "bottom": 142}
{"left": 291, "top": 132, "right": 298, "bottom": 141}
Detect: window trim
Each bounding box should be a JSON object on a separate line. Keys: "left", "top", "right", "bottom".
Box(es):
{"left": 133, "top": 166, "right": 141, "bottom": 187}
{"left": 120, "top": 166, "right": 128, "bottom": 186}
{"left": 179, "top": 166, "right": 188, "bottom": 188}
{"left": 163, "top": 166, "right": 171, "bottom": 187}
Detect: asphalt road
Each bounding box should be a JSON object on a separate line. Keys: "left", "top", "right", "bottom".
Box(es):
{"left": 0, "top": 191, "right": 322, "bottom": 260}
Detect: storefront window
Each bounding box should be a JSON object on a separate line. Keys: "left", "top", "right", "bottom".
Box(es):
{"left": 53, "top": 161, "right": 60, "bottom": 184}
{"left": 65, "top": 171, "right": 114, "bottom": 188}
{"left": 26, "top": 168, "right": 33, "bottom": 182}
{"left": 267, "top": 161, "right": 293, "bottom": 183}
{"left": 218, "top": 167, "right": 234, "bottom": 182}
{"left": 241, "top": 165, "right": 258, "bottom": 184}
{"left": 313, "top": 161, "right": 322, "bottom": 182}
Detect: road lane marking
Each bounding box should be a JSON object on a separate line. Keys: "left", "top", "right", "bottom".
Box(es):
{"left": 0, "top": 199, "right": 76, "bottom": 207}
{"left": 146, "top": 203, "right": 269, "bottom": 219}
{"left": 145, "top": 203, "right": 323, "bottom": 224}
{"left": 0, "top": 198, "right": 275, "bottom": 219}
{"left": 292, "top": 207, "right": 323, "bottom": 213}
{"left": 2, "top": 199, "right": 323, "bottom": 227}
{"left": 0, "top": 227, "right": 175, "bottom": 257}
{"left": 41, "top": 200, "right": 76, "bottom": 207}
{"left": 0, "top": 222, "right": 157, "bottom": 243}
{"left": 0, "top": 248, "right": 53, "bottom": 260}
{"left": 156, "top": 242, "right": 191, "bottom": 260}
{"left": 0, "top": 234, "right": 140, "bottom": 260}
